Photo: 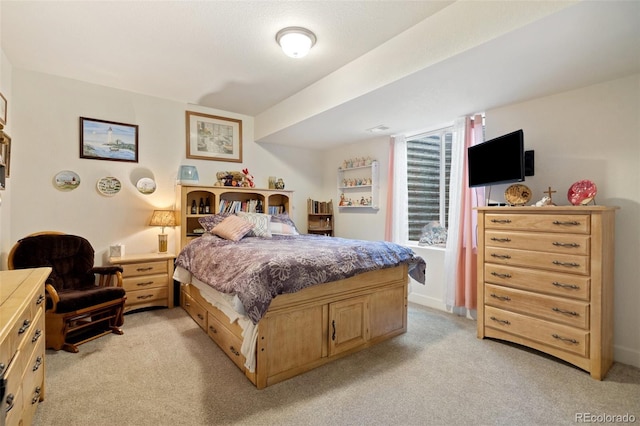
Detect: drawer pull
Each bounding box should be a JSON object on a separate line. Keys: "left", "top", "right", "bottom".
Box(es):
{"left": 229, "top": 346, "right": 240, "bottom": 357}
{"left": 19, "top": 319, "right": 31, "bottom": 334}
{"left": 552, "top": 282, "right": 580, "bottom": 290}
{"left": 197, "top": 313, "right": 204, "bottom": 320}
{"left": 185, "top": 302, "right": 191, "bottom": 307}
{"left": 136, "top": 294, "right": 155, "bottom": 300}
{"left": 491, "top": 253, "right": 511, "bottom": 259}
{"left": 489, "top": 316, "right": 510, "bottom": 325}
{"left": 552, "top": 260, "right": 580, "bottom": 268}
{"left": 553, "top": 242, "right": 580, "bottom": 248}
{"left": 490, "top": 293, "right": 511, "bottom": 302}
{"left": 0, "top": 363, "right": 4, "bottom": 375}
{"left": 553, "top": 220, "right": 580, "bottom": 226}
{"left": 36, "top": 293, "right": 46, "bottom": 305}
{"left": 5, "top": 393, "right": 15, "bottom": 413}
{"left": 552, "top": 307, "right": 579, "bottom": 316}
{"left": 209, "top": 325, "right": 217, "bottom": 334}
{"left": 136, "top": 266, "right": 154, "bottom": 272}
{"left": 490, "top": 237, "right": 511, "bottom": 243}
{"left": 33, "top": 356, "right": 43, "bottom": 372}
{"left": 552, "top": 334, "right": 579, "bottom": 344}
{"left": 32, "top": 329, "right": 43, "bottom": 343}
{"left": 136, "top": 281, "right": 155, "bottom": 287}
{"left": 491, "top": 272, "right": 512, "bottom": 279}
{"left": 490, "top": 219, "right": 512, "bottom": 224}
{"left": 31, "top": 387, "right": 42, "bottom": 404}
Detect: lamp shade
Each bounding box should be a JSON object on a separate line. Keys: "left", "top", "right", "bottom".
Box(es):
{"left": 177, "top": 165, "right": 199, "bottom": 184}
{"left": 276, "top": 27, "right": 316, "bottom": 58}
{"left": 149, "top": 210, "right": 176, "bottom": 228}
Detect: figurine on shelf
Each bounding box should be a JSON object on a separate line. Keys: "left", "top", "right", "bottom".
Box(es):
{"left": 275, "top": 178, "right": 285, "bottom": 189}
{"left": 241, "top": 168, "right": 255, "bottom": 188}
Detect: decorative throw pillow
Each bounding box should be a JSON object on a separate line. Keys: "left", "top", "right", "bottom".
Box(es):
{"left": 198, "top": 213, "right": 232, "bottom": 232}
{"left": 236, "top": 212, "right": 272, "bottom": 238}
{"left": 211, "top": 215, "right": 254, "bottom": 241}
{"left": 270, "top": 212, "right": 300, "bottom": 235}
{"left": 269, "top": 222, "right": 298, "bottom": 236}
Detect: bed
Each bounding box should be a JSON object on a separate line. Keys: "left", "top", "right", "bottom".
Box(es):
{"left": 173, "top": 213, "right": 425, "bottom": 388}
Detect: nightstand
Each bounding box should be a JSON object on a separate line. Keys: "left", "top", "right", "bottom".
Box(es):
{"left": 109, "top": 252, "right": 175, "bottom": 313}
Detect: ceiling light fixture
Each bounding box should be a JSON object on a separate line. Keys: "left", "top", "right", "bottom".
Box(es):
{"left": 367, "top": 125, "right": 390, "bottom": 133}
{"left": 276, "top": 27, "right": 317, "bottom": 58}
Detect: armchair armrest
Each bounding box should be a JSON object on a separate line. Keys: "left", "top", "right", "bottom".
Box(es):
{"left": 91, "top": 266, "right": 123, "bottom": 275}
{"left": 91, "top": 266, "right": 124, "bottom": 288}
{"left": 45, "top": 283, "right": 60, "bottom": 312}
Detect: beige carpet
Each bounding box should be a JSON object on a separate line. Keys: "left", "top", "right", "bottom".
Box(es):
{"left": 33, "top": 304, "right": 639, "bottom": 426}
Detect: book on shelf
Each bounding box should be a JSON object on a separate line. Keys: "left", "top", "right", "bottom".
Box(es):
{"left": 307, "top": 198, "right": 333, "bottom": 214}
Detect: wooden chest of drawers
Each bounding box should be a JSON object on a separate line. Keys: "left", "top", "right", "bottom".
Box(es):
{"left": 110, "top": 253, "right": 175, "bottom": 313}
{"left": 1, "top": 267, "right": 50, "bottom": 426}
{"left": 476, "top": 206, "right": 617, "bottom": 380}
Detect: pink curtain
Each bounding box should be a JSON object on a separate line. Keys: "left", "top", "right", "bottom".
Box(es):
{"left": 453, "top": 115, "right": 484, "bottom": 310}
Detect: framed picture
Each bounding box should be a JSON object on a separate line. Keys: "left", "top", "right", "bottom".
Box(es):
{"left": 1, "top": 132, "right": 10, "bottom": 178}
{"left": 80, "top": 117, "right": 139, "bottom": 163}
{"left": 0, "top": 92, "right": 7, "bottom": 126}
{"left": 186, "top": 111, "right": 242, "bottom": 163}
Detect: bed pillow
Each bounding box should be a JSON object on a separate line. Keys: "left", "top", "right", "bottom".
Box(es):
{"left": 270, "top": 212, "right": 300, "bottom": 235}
{"left": 236, "top": 212, "right": 272, "bottom": 238}
{"left": 269, "top": 222, "right": 298, "bottom": 236}
{"left": 198, "top": 213, "right": 232, "bottom": 232}
{"left": 211, "top": 215, "right": 254, "bottom": 241}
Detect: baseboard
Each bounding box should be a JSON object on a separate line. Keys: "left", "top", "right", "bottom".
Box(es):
{"left": 408, "top": 293, "right": 447, "bottom": 312}
{"left": 614, "top": 344, "right": 640, "bottom": 369}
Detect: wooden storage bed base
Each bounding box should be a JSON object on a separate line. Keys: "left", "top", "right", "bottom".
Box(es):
{"left": 181, "top": 264, "right": 409, "bottom": 389}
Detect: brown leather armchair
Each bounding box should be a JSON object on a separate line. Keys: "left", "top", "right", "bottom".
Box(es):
{"left": 8, "top": 232, "right": 127, "bottom": 353}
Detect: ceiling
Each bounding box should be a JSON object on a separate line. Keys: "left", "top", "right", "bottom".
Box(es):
{"left": 2, "top": 1, "right": 639, "bottom": 150}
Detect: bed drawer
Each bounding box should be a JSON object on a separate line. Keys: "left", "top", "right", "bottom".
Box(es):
{"left": 485, "top": 213, "right": 590, "bottom": 234}
{"left": 182, "top": 292, "right": 207, "bottom": 331}
{"left": 485, "top": 230, "right": 590, "bottom": 255}
{"left": 485, "top": 284, "right": 589, "bottom": 329}
{"left": 207, "top": 313, "right": 246, "bottom": 370}
{"left": 485, "top": 306, "right": 589, "bottom": 357}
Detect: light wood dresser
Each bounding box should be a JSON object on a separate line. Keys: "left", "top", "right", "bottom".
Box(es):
{"left": 476, "top": 206, "right": 617, "bottom": 380}
{"left": 109, "top": 253, "right": 175, "bottom": 313}
{"left": 1, "top": 267, "right": 51, "bottom": 426}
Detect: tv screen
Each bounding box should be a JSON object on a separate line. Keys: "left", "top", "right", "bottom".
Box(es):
{"left": 467, "top": 129, "right": 524, "bottom": 188}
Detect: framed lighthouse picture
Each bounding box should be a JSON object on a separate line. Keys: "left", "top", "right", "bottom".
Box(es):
{"left": 80, "top": 117, "right": 139, "bottom": 163}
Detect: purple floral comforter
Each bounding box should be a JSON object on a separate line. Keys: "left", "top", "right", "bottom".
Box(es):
{"left": 175, "top": 234, "right": 426, "bottom": 324}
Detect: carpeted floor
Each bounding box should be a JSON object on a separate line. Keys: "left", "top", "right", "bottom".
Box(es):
{"left": 33, "top": 303, "right": 639, "bottom": 426}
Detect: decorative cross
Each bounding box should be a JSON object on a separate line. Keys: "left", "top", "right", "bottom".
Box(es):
{"left": 544, "top": 186, "right": 557, "bottom": 204}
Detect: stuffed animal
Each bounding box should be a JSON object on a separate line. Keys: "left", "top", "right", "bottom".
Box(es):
{"left": 242, "top": 168, "right": 255, "bottom": 188}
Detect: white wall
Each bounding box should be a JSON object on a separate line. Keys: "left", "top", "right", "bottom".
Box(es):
{"left": 3, "top": 69, "right": 323, "bottom": 267}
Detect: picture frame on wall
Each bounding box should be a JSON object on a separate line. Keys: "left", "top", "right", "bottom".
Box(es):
{"left": 1, "top": 132, "right": 10, "bottom": 178}
{"left": 186, "top": 111, "right": 242, "bottom": 163}
{"left": 80, "top": 117, "right": 139, "bottom": 163}
{"left": 0, "top": 92, "right": 7, "bottom": 126}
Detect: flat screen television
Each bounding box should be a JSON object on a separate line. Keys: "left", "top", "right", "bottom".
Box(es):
{"left": 467, "top": 129, "right": 525, "bottom": 188}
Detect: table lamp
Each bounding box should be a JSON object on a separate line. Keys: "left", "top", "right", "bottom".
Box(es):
{"left": 149, "top": 210, "right": 176, "bottom": 253}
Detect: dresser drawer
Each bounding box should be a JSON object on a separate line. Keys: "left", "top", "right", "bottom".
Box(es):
{"left": 484, "top": 264, "right": 590, "bottom": 301}
{"left": 485, "top": 247, "right": 589, "bottom": 275}
{"left": 4, "top": 353, "right": 25, "bottom": 425}
{"left": 182, "top": 292, "right": 207, "bottom": 331}
{"left": 122, "top": 274, "right": 168, "bottom": 292}
{"left": 485, "top": 284, "right": 589, "bottom": 329}
{"left": 485, "top": 230, "right": 590, "bottom": 255}
{"left": 22, "top": 336, "right": 45, "bottom": 412}
{"left": 20, "top": 308, "right": 45, "bottom": 365}
{"left": 207, "top": 312, "right": 246, "bottom": 370}
{"left": 126, "top": 287, "right": 168, "bottom": 307}
{"left": 485, "top": 306, "right": 589, "bottom": 357}
{"left": 121, "top": 260, "right": 168, "bottom": 277}
{"left": 485, "top": 213, "right": 590, "bottom": 234}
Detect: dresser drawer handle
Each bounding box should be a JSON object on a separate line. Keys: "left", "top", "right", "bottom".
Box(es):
{"left": 552, "top": 261, "right": 580, "bottom": 267}
{"left": 553, "top": 220, "right": 580, "bottom": 226}
{"left": 490, "top": 237, "right": 511, "bottom": 243}
{"left": 0, "top": 362, "right": 5, "bottom": 375}
{"left": 197, "top": 313, "right": 204, "bottom": 320}
{"left": 552, "top": 334, "right": 579, "bottom": 344}
{"left": 229, "top": 346, "right": 240, "bottom": 357}
{"left": 490, "top": 293, "right": 511, "bottom": 301}
{"left": 552, "top": 282, "right": 580, "bottom": 290}
{"left": 32, "top": 328, "right": 43, "bottom": 343}
{"left": 33, "top": 356, "right": 43, "bottom": 372}
{"left": 19, "top": 319, "right": 31, "bottom": 334}
{"left": 489, "top": 316, "right": 510, "bottom": 325}
{"left": 31, "top": 387, "right": 42, "bottom": 405}
{"left": 491, "top": 272, "right": 512, "bottom": 279}
{"left": 209, "top": 325, "right": 217, "bottom": 334}
{"left": 491, "top": 253, "right": 511, "bottom": 259}
{"left": 5, "top": 393, "right": 15, "bottom": 413}
{"left": 136, "top": 266, "right": 154, "bottom": 272}
{"left": 552, "top": 242, "right": 580, "bottom": 248}
{"left": 36, "top": 293, "right": 46, "bottom": 305}
{"left": 137, "top": 294, "right": 154, "bottom": 300}
{"left": 490, "top": 219, "right": 512, "bottom": 224}
{"left": 136, "top": 281, "right": 155, "bottom": 287}
{"left": 552, "top": 307, "right": 579, "bottom": 316}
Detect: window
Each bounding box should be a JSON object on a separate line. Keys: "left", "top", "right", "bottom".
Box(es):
{"left": 406, "top": 128, "right": 452, "bottom": 241}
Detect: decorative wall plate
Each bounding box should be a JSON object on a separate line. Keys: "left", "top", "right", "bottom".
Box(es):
{"left": 54, "top": 170, "right": 81, "bottom": 191}
{"left": 136, "top": 177, "right": 156, "bottom": 194}
{"left": 505, "top": 183, "right": 532, "bottom": 206}
{"left": 568, "top": 179, "right": 597, "bottom": 205}
{"left": 97, "top": 176, "right": 122, "bottom": 196}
